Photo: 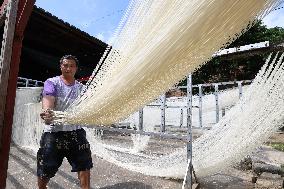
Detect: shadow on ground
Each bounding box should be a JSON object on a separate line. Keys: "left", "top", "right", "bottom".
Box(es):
{"left": 7, "top": 144, "right": 181, "bottom": 189}
{"left": 198, "top": 173, "right": 254, "bottom": 189}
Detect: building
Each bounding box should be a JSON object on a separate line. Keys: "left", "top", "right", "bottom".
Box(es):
{"left": 2, "top": 5, "right": 108, "bottom": 81}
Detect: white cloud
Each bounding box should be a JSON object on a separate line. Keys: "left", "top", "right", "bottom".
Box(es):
{"left": 263, "top": 9, "right": 284, "bottom": 28}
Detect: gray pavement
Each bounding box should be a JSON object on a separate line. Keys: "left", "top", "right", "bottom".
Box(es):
{"left": 6, "top": 142, "right": 284, "bottom": 189}
{"left": 7, "top": 144, "right": 182, "bottom": 189}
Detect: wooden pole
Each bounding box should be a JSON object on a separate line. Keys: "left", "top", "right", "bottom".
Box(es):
{"left": 0, "top": 0, "right": 35, "bottom": 188}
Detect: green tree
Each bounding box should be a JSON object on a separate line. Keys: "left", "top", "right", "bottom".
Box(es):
{"left": 188, "top": 21, "right": 284, "bottom": 85}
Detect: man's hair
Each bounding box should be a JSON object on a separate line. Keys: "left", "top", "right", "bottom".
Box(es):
{"left": 60, "top": 55, "right": 79, "bottom": 66}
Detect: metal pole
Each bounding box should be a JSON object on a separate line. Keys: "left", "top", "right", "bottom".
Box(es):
{"left": 238, "top": 81, "right": 243, "bottom": 99}
{"left": 25, "top": 78, "right": 29, "bottom": 87}
{"left": 160, "top": 94, "right": 166, "bottom": 133}
{"left": 214, "top": 84, "right": 219, "bottom": 123}
{"left": 222, "top": 108, "right": 226, "bottom": 117}
{"left": 198, "top": 85, "right": 202, "bottom": 128}
{"left": 184, "top": 74, "right": 193, "bottom": 189}
{"left": 180, "top": 108, "right": 184, "bottom": 127}
{"left": 138, "top": 108, "right": 143, "bottom": 131}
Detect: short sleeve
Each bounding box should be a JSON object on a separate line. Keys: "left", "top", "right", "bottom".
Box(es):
{"left": 78, "top": 82, "right": 84, "bottom": 92}
{"left": 42, "top": 80, "right": 57, "bottom": 96}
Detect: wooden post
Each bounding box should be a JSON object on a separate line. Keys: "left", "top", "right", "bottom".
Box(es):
{"left": 0, "top": 0, "right": 35, "bottom": 188}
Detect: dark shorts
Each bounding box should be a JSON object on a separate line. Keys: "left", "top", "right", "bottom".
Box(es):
{"left": 37, "top": 128, "right": 93, "bottom": 179}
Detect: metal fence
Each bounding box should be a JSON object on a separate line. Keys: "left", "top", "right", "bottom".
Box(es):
{"left": 138, "top": 77, "right": 252, "bottom": 129}
{"left": 17, "top": 77, "right": 44, "bottom": 87}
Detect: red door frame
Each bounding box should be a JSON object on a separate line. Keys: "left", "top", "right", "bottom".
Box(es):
{"left": 0, "top": 0, "right": 35, "bottom": 188}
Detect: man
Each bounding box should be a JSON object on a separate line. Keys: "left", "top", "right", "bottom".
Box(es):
{"left": 38, "top": 55, "right": 93, "bottom": 189}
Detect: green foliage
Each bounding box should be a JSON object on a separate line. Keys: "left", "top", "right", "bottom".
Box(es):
{"left": 229, "top": 21, "right": 268, "bottom": 47}
{"left": 268, "top": 142, "right": 284, "bottom": 152}
{"left": 185, "top": 21, "right": 284, "bottom": 85}
{"left": 264, "top": 26, "right": 284, "bottom": 44}
{"left": 230, "top": 21, "right": 284, "bottom": 47}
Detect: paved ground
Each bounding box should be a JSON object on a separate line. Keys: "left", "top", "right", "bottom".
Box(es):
{"left": 7, "top": 143, "right": 182, "bottom": 189}
{"left": 6, "top": 132, "right": 284, "bottom": 189}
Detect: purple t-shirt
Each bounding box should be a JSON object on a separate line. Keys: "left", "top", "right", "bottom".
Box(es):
{"left": 42, "top": 76, "right": 83, "bottom": 132}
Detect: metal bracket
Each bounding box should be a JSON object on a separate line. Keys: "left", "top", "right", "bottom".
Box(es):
{"left": 182, "top": 159, "right": 199, "bottom": 189}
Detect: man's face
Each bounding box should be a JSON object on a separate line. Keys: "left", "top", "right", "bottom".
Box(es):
{"left": 60, "top": 59, "right": 77, "bottom": 78}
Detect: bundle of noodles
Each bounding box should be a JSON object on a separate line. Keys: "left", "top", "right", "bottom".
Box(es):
{"left": 64, "top": 0, "right": 282, "bottom": 126}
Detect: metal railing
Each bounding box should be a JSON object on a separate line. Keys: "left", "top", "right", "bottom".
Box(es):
{"left": 17, "top": 77, "right": 44, "bottom": 87}
{"left": 138, "top": 78, "right": 252, "bottom": 129}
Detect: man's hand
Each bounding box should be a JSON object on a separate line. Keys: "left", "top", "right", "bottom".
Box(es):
{"left": 40, "top": 109, "right": 55, "bottom": 125}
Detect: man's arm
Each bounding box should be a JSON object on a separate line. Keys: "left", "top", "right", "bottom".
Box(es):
{"left": 42, "top": 95, "right": 55, "bottom": 110}
{"left": 40, "top": 95, "right": 55, "bottom": 124}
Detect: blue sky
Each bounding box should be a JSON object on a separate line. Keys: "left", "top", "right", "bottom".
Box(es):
{"left": 35, "top": 0, "right": 129, "bottom": 43}
{"left": 35, "top": 0, "right": 284, "bottom": 43}
{"left": 263, "top": 6, "right": 284, "bottom": 28}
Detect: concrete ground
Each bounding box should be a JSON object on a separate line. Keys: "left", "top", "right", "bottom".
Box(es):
{"left": 7, "top": 143, "right": 182, "bottom": 189}
{"left": 6, "top": 132, "right": 284, "bottom": 189}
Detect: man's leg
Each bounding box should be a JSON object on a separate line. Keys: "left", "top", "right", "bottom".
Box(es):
{"left": 69, "top": 129, "right": 93, "bottom": 189}
{"left": 37, "top": 177, "right": 49, "bottom": 189}
{"left": 78, "top": 170, "right": 90, "bottom": 189}
{"left": 37, "top": 132, "right": 63, "bottom": 189}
